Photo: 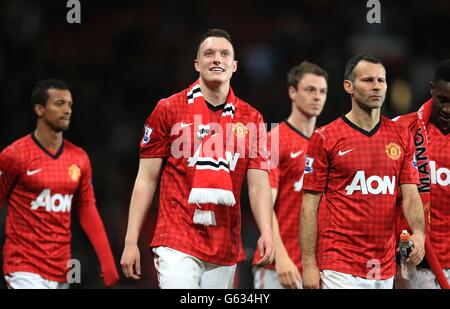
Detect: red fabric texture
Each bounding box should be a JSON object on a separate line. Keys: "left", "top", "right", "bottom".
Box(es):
{"left": 303, "top": 116, "right": 419, "bottom": 279}
{"left": 140, "top": 83, "right": 268, "bottom": 265}
{"left": 0, "top": 134, "right": 117, "bottom": 284}
{"left": 393, "top": 100, "right": 449, "bottom": 289}
{"left": 251, "top": 121, "right": 309, "bottom": 272}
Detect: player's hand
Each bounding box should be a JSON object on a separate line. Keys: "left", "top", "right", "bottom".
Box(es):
{"left": 120, "top": 243, "right": 141, "bottom": 280}
{"left": 101, "top": 266, "right": 120, "bottom": 287}
{"left": 302, "top": 264, "right": 321, "bottom": 289}
{"left": 275, "top": 254, "right": 301, "bottom": 289}
{"left": 255, "top": 232, "right": 275, "bottom": 266}
{"left": 408, "top": 232, "right": 425, "bottom": 265}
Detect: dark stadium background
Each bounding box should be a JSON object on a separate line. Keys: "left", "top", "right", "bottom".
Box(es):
{"left": 0, "top": 0, "right": 449, "bottom": 288}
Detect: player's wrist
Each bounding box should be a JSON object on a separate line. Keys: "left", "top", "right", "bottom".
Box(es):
{"left": 412, "top": 232, "right": 425, "bottom": 244}
{"left": 259, "top": 226, "right": 273, "bottom": 237}
{"left": 411, "top": 229, "right": 425, "bottom": 238}
{"left": 274, "top": 248, "right": 289, "bottom": 261}
{"left": 302, "top": 256, "right": 318, "bottom": 269}
{"left": 124, "top": 238, "right": 139, "bottom": 246}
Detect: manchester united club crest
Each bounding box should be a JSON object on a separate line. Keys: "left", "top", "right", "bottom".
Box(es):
{"left": 232, "top": 122, "right": 248, "bottom": 138}
{"left": 385, "top": 142, "right": 401, "bottom": 160}
{"left": 68, "top": 164, "right": 81, "bottom": 182}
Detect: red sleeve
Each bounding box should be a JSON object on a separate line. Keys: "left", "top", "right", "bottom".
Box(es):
{"left": 248, "top": 112, "right": 269, "bottom": 172}
{"left": 75, "top": 153, "right": 119, "bottom": 287}
{"left": 269, "top": 167, "right": 280, "bottom": 190}
{"left": 399, "top": 130, "right": 420, "bottom": 185}
{"left": 74, "top": 152, "right": 96, "bottom": 207}
{"left": 266, "top": 129, "right": 280, "bottom": 189}
{"left": 0, "top": 145, "right": 21, "bottom": 207}
{"left": 139, "top": 99, "right": 173, "bottom": 158}
{"left": 302, "top": 130, "right": 329, "bottom": 192}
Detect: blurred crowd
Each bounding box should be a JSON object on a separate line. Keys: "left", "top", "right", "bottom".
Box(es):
{"left": 0, "top": 0, "right": 449, "bottom": 288}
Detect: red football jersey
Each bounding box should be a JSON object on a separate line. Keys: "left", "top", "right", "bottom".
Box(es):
{"left": 251, "top": 121, "right": 309, "bottom": 271}
{"left": 427, "top": 123, "right": 450, "bottom": 267}
{"left": 0, "top": 134, "right": 96, "bottom": 282}
{"left": 140, "top": 86, "right": 268, "bottom": 266}
{"left": 302, "top": 116, "right": 419, "bottom": 279}
{"left": 395, "top": 111, "right": 450, "bottom": 268}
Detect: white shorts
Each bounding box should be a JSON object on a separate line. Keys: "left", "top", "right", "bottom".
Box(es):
{"left": 321, "top": 269, "right": 394, "bottom": 289}
{"left": 395, "top": 266, "right": 450, "bottom": 289}
{"left": 4, "top": 272, "right": 69, "bottom": 289}
{"left": 253, "top": 267, "right": 302, "bottom": 289}
{"left": 152, "top": 246, "right": 236, "bottom": 289}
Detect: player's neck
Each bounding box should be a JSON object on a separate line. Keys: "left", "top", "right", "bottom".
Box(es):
{"left": 199, "top": 78, "right": 230, "bottom": 106}
{"left": 346, "top": 105, "right": 380, "bottom": 132}
{"left": 34, "top": 123, "right": 63, "bottom": 152}
{"left": 287, "top": 106, "right": 316, "bottom": 138}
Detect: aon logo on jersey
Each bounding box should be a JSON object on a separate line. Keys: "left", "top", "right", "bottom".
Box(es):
{"left": 345, "top": 171, "right": 396, "bottom": 195}
{"left": 31, "top": 189, "right": 73, "bottom": 212}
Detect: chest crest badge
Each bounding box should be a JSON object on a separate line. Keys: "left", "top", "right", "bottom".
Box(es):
{"left": 385, "top": 142, "right": 401, "bottom": 160}
{"left": 68, "top": 164, "right": 81, "bottom": 182}
{"left": 232, "top": 122, "right": 248, "bottom": 138}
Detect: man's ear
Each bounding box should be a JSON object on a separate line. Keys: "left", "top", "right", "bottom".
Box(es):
{"left": 288, "top": 86, "right": 297, "bottom": 101}
{"left": 232, "top": 60, "right": 238, "bottom": 73}
{"left": 429, "top": 80, "right": 434, "bottom": 96}
{"left": 34, "top": 104, "right": 44, "bottom": 117}
{"left": 194, "top": 59, "right": 200, "bottom": 73}
{"left": 343, "top": 79, "right": 353, "bottom": 95}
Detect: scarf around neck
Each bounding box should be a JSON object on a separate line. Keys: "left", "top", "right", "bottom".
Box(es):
{"left": 186, "top": 80, "right": 236, "bottom": 208}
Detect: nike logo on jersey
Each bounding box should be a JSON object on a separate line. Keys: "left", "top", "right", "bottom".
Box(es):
{"left": 26, "top": 169, "right": 43, "bottom": 176}
{"left": 338, "top": 148, "right": 355, "bottom": 156}
{"left": 180, "top": 122, "right": 194, "bottom": 128}
{"left": 290, "top": 151, "right": 303, "bottom": 158}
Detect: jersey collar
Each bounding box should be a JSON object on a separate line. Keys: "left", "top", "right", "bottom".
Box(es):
{"left": 341, "top": 115, "right": 381, "bottom": 137}
{"left": 31, "top": 132, "right": 64, "bottom": 159}
{"left": 284, "top": 120, "right": 310, "bottom": 140}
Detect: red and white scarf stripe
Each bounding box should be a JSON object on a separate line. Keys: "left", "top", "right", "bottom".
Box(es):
{"left": 187, "top": 81, "right": 236, "bottom": 207}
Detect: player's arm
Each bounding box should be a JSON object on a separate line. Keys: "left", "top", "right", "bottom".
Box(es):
{"left": 398, "top": 130, "right": 426, "bottom": 265}
{"left": 247, "top": 168, "right": 275, "bottom": 266}
{"left": 300, "top": 190, "right": 322, "bottom": 289}
{"left": 121, "top": 158, "right": 163, "bottom": 280}
{"left": 0, "top": 147, "right": 20, "bottom": 211}
{"left": 273, "top": 206, "right": 301, "bottom": 289}
{"left": 76, "top": 155, "right": 119, "bottom": 287}
{"left": 270, "top": 188, "right": 301, "bottom": 289}
{"left": 400, "top": 183, "right": 425, "bottom": 265}
{"left": 77, "top": 205, "right": 119, "bottom": 287}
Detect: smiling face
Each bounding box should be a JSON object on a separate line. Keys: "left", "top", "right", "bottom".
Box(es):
{"left": 35, "top": 88, "right": 73, "bottom": 132}
{"left": 344, "top": 60, "right": 387, "bottom": 110}
{"left": 430, "top": 80, "right": 450, "bottom": 131}
{"left": 194, "top": 36, "right": 237, "bottom": 87}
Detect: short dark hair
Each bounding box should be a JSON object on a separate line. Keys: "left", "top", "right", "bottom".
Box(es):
{"left": 287, "top": 61, "right": 328, "bottom": 90}
{"left": 197, "top": 28, "right": 235, "bottom": 58}
{"left": 434, "top": 59, "right": 450, "bottom": 83}
{"left": 31, "top": 79, "right": 69, "bottom": 107}
{"left": 344, "top": 54, "right": 384, "bottom": 81}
